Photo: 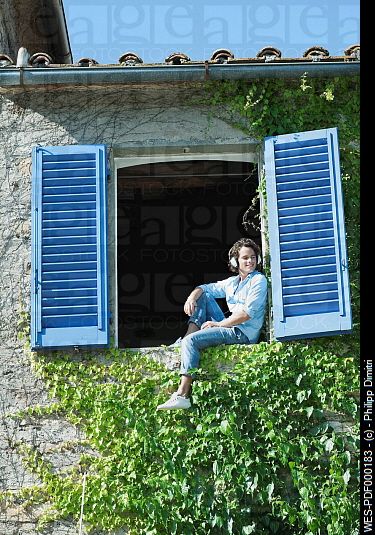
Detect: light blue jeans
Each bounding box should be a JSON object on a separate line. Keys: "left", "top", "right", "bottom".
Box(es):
{"left": 180, "top": 292, "right": 250, "bottom": 377}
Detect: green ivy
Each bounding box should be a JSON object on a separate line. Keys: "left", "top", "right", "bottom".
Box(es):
{"left": 13, "top": 340, "right": 359, "bottom": 534}
{"left": 7, "top": 75, "right": 359, "bottom": 534}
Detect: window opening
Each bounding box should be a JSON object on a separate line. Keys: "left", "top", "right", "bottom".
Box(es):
{"left": 117, "top": 159, "right": 260, "bottom": 347}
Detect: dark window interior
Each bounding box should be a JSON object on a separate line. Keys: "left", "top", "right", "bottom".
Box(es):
{"left": 117, "top": 159, "right": 259, "bottom": 347}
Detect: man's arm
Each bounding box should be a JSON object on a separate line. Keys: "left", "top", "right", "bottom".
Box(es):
{"left": 184, "top": 277, "right": 230, "bottom": 317}
{"left": 202, "top": 274, "right": 268, "bottom": 330}
{"left": 243, "top": 274, "right": 268, "bottom": 318}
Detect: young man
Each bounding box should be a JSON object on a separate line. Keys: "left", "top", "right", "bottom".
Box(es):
{"left": 157, "top": 238, "right": 268, "bottom": 410}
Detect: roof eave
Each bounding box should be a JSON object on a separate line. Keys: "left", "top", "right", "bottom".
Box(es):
{"left": 0, "top": 61, "right": 360, "bottom": 88}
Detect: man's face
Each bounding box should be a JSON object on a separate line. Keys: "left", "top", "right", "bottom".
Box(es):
{"left": 238, "top": 246, "right": 257, "bottom": 275}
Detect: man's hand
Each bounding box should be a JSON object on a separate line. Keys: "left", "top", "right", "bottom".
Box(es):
{"left": 184, "top": 288, "right": 203, "bottom": 316}
{"left": 201, "top": 321, "right": 220, "bottom": 329}
{"left": 184, "top": 299, "right": 197, "bottom": 316}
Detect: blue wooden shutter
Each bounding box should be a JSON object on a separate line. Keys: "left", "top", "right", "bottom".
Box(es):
{"left": 31, "top": 145, "right": 109, "bottom": 349}
{"left": 265, "top": 128, "right": 352, "bottom": 341}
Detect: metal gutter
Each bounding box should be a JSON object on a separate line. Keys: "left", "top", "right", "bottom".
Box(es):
{"left": 0, "top": 61, "right": 359, "bottom": 88}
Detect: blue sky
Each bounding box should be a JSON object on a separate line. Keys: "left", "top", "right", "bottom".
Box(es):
{"left": 63, "top": 0, "right": 360, "bottom": 64}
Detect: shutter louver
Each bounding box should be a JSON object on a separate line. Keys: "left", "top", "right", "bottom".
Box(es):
{"left": 31, "top": 145, "right": 109, "bottom": 349}
{"left": 265, "top": 128, "right": 352, "bottom": 340}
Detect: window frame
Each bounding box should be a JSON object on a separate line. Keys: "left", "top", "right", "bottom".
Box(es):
{"left": 111, "top": 142, "right": 261, "bottom": 348}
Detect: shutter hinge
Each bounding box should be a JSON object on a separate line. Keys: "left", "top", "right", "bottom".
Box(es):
{"left": 107, "top": 154, "right": 111, "bottom": 181}
{"left": 35, "top": 272, "right": 41, "bottom": 294}
{"left": 341, "top": 259, "right": 347, "bottom": 271}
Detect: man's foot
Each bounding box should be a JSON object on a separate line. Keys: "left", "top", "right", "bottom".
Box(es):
{"left": 156, "top": 392, "right": 191, "bottom": 410}
{"left": 168, "top": 336, "right": 182, "bottom": 348}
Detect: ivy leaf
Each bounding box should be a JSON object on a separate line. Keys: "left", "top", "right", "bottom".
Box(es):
{"left": 242, "top": 525, "right": 256, "bottom": 534}
{"left": 213, "top": 460, "right": 218, "bottom": 475}
{"left": 310, "top": 422, "right": 329, "bottom": 436}
{"left": 305, "top": 406, "right": 314, "bottom": 419}
{"left": 212, "top": 515, "right": 223, "bottom": 528}
{"left": 250, "top": 473, "right": 259, "bottom": 493}
{"left": 220, "top": 420, "right": 230, "bottom": 434}
{"left": 325, "top": 438, "right": 334, "bottom": 453}
{"left": 181, "top": 481, "right": 189, "bottom": 496}
{"left": 343, "top": 469, "right": 351, "bottom": 485}
{"left": 296, "top": 374, "right": 303, "bottom": 386}
{"left": 344, "top": 451, "right": 351, "bottom": 464}
{"left": 267, "top": 482, "right": 274, "bottom": 502}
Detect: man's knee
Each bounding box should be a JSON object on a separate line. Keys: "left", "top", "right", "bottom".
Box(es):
{"left": 182, "top": 331, "right": 200, "bottom": 347}
{"left": 181, "top": 334, "right": 193, "bottom": 350}
{"left": 195, "top": 292, "right": 207, "bottom": 306}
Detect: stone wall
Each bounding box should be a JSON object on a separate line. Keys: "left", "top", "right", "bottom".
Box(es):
{"left": 0, "top": 345, "right": 180, "bottom": 534}
{"left": 0, "top": 350, "right": 85, "bottom": 534}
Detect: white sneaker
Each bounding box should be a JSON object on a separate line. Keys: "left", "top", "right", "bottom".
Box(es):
{"left": 168, "top": 336, "right": 182, "bottom": 348}
{"left": 156, "top": 392, "right": 191, "bottom": 410}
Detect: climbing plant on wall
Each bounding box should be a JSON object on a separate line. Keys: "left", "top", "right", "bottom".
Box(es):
{"left": 7, "top": 340, "right": 359, "bottom": 535}
{"left": 3, "top": 75, "right": 359, "bottom": 534}
{"left": 205, "top": 75, "right": 360, "bottom": 325}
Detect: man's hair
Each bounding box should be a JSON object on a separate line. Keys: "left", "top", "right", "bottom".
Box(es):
{"left": 228, "top": 238, "right": 261, "bottom": 273}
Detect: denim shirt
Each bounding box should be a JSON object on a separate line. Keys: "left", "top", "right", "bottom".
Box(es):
{"left": 198, "top": 270, "right": 268, "bottom": 343}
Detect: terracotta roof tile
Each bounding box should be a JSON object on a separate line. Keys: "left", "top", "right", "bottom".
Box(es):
{"left": 0, "top": 45, "right": 360, "bottom": 69}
